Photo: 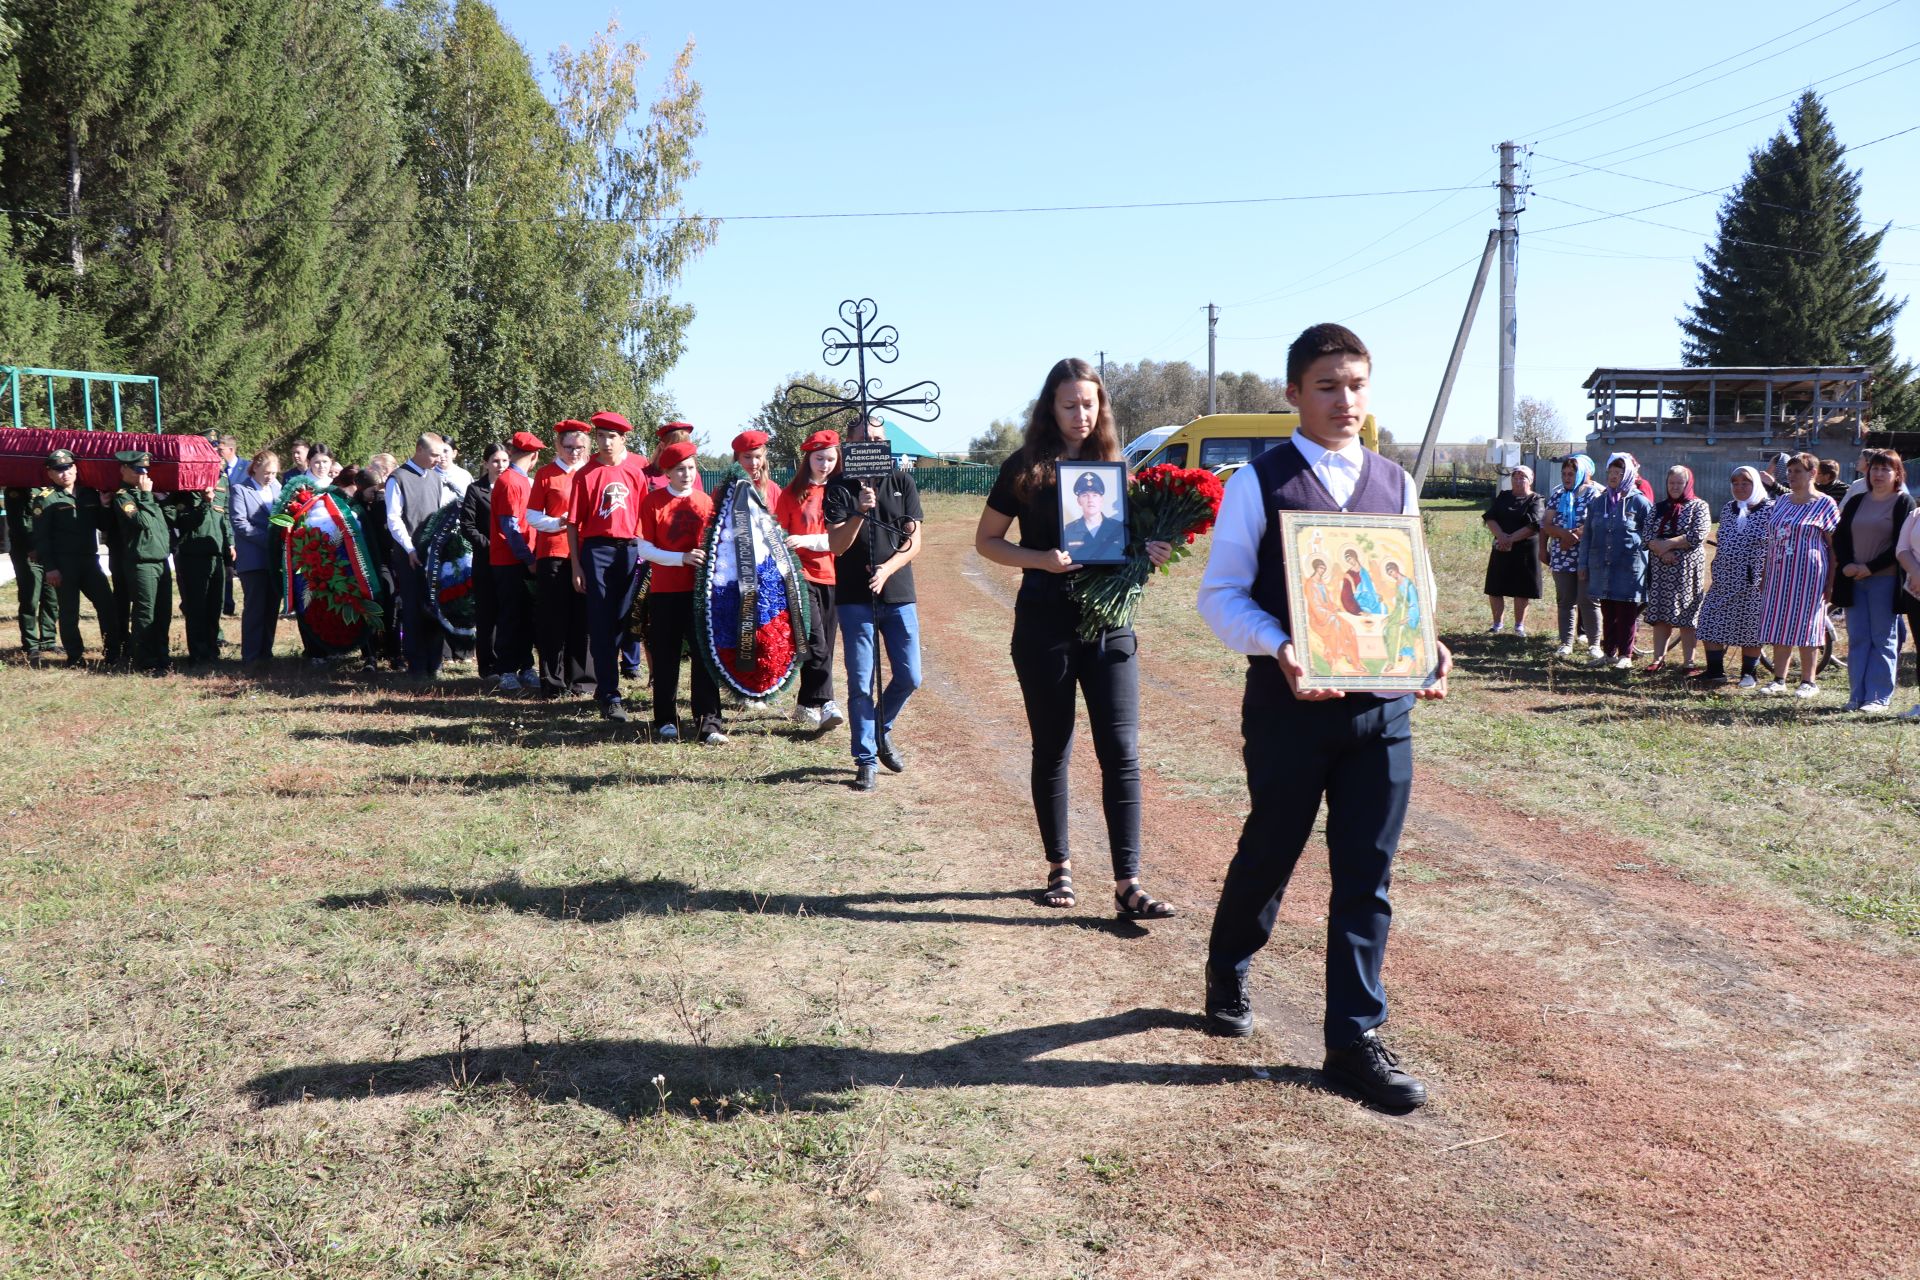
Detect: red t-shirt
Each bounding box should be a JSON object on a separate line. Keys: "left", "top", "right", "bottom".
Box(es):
{"left": 569, "top": 455, "right": 651, "bottom": 541}
{"left": 529, "top": 460, "right": 576, "bottom": 559}
{"left": 488, "top": 466, "right": 533, "bottom": 567}
{"left": 775, "top": 483, "right": 835, "bottom": 585}
{"left": 639, "top": 487, "right": 714, "bottom": 593}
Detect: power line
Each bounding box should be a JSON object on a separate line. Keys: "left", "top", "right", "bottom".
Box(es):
{"left": 1343, "top": 247, "right": 1494, "bottom": 322}
{"left": 1530, "top": 191, "right": 1920, "bottom": 266}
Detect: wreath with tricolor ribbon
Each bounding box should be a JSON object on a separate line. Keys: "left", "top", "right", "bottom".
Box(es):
{"left": 695, "top": 463, "right": 808, "bottom": 701}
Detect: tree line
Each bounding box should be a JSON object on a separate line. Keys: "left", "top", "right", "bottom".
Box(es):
{"left": 0, "top": 0, "right": 713, "bottom": 460}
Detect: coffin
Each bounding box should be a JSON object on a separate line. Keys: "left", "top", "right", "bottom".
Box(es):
{"left": 0, "top": 428, "right": 223, "bottom": 492}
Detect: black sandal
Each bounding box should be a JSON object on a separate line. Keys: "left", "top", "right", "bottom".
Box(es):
{"left": 1038, "top": 867, "right": 1075, "bottom": 909}
{"left": 1115, "top": 883, "right": 1176, "bottom": 920}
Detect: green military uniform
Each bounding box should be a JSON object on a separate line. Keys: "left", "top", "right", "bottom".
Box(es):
{"left": 5, "top": 485, "right": 59, "bottom": 659}
{"left": 167, "top": 487, "right": 233, "bottom": 666}
{"left": 31, "top": 451, "right": 122, "bottom": 666}
{"left": 108, "top": 451, "right": 174, "bottom": 674}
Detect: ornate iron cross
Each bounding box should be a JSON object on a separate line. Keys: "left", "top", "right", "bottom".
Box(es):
{"left": 783, "top": 298, "right": 941, "bottom": 430}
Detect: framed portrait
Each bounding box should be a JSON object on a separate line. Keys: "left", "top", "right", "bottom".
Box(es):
{"left": 1058, "top": 461, "right": 1129, "bottom": 565}
{"left": 1278, "top": 511, "right": 1441, "bottom": 695}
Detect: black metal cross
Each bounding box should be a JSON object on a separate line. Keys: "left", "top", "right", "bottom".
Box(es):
{"left": 783, "top": 298, "right": 941, "bottom": 430}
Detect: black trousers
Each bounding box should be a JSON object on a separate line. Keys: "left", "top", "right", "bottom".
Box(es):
{"left": 645, "top": 591, "right": 721, "bottom": 735}
{"left": 1207, "top": 673, "right": 1414, "bottom": 1051}
{"left": 1009, "top": 599, "right": 1141, "bottom": 882}
{"left": 470, "top": 554, "right": 498, "bottom": 676}
{"left": 798, "top": 579, "right": 837, "bottom": 707}
{"left": 490, "top": 562, "right": 534, "bottom": 675}
{"left": 534, "top": 557, "right": 591, "bottom": 694}
{"left": 389, "top": 546, "right": 441, "bottom": 677}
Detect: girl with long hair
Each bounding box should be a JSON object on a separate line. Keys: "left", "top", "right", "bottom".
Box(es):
{"left": 974, "top": 358, "right": 1175, "bottom": 920}
{"left": 777, "top": 430, "right": 844, "bottom": 730}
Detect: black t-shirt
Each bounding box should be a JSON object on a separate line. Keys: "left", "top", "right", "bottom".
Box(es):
{"left": 825, "top": 469, "right": 923, "bottom": 605}
{"left": 988, "top": 453, "right": 1092, "bottom": 609}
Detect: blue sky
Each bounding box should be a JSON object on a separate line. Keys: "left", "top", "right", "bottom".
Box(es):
{"left": 489, "top": 0, "right": 1920, "bottom": 453}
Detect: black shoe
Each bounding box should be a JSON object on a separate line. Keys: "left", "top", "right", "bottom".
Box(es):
{"left": 619, "top": 666, "right": 640, "bottom": 680}
{"left": 877, "top": 729, "right": 905, "bottom": 773}
{"left": 602, "top": 699, "right": 630, "bottom": 723}
{"left": 1205, "top": 967, "right": 1254, "bottom": 1038}
{"left": 1322, "top": 1030, "right": 1428, "bottom": 1110}
{"left": 853, "top": 763, "right": 877, "bottom": 792}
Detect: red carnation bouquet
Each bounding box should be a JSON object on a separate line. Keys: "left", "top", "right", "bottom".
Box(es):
{"left": 1067, "top": 463, "right": 1224, "bottom": 640}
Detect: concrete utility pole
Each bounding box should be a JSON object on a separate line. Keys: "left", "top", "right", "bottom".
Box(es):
{"left": 1496, "top": 141, "right": 1521, "bottom": 446}
{"left": 1097, "top": 350, "right": 1106, "bottom": 381}
{"left": 1206, "top": 303, "right": 1219, "bottom": 415}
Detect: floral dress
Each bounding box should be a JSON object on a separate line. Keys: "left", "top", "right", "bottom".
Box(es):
{"left": 1644, "top": 497, "right": 1710, "bottom": 627}
{"left": 1545, "top": 482, "right": 1597, "bottom": 575}
{"left": 1696, "top": 500, "right": 1772, "bottom": 647}
{"left": 1757, "top": 494, "right": 1839, "bottom": 647}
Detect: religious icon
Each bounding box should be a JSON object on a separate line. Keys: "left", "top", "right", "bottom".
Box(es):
{"left": 1056, "top": 461, "right": 1129, "bottom": 565}
{"left": 1279, "top": 511, "right": 1440, "bottom": 693}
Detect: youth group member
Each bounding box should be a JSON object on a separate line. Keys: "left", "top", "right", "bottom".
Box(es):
{"left": 777, "top": 430, "right": 845, "bottom": 730}
{"left": 1831, "top": 449, "right": 1911, "bottom": 712}
{"left": 637, "top": 440, "right": 721, "bottom": 742}
{"left": 30, "top": 449, "right": 122, "bottom": 668}
{"left": 488, "top": 432, "right": 546, "bottom": 694}
{"left": 1481, "top": 463, "right": 1544, "bottom": 635}
{"left": 1643, "top": 465, "right": 1710, "bottom": 674}
{"left": 1757, "top": 452, "right": 1839, "bottom": 699}
{"left": 1579, "top": 453, "right": 1654, "bottom": 670}
{"left": 828, "top": 412, "right": 925, "bottom": 792}
{"left": 458, "top": 442, "right": 509, "bottom": 683}
{"left": 1195, "top": 323, "right": 1449, "bottom": 1111}
{"left": 1694, "top": 467, "right": 1772, "bottom": 688}
{"left": 384, "top": 433, "right": 457, "bottom": 680}
{"left": 732, "top": 429, "right": 780, "bottom": 506}
{"left": 568, "top": 412, "right": 651, "bottom": 722}
{"left": 977, "top": 359, "right": 1175, "bottom": 918}
{"left": 1544, "top": 454, "right": 1601, "bottom": 658}
{"left": 230, "top": 450, "right": 280, "bottom": 671}
{"left": 644, "top": 422, "right": 704, "bottom": 492}
{"left": 527, "top": 423, "right": 592, "bottom": 696}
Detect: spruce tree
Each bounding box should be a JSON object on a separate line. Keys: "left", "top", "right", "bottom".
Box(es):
{"left": 1680, "top": 92, "right": 1915, "bottom": 433}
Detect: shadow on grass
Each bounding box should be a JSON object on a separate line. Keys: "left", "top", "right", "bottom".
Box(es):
{"left": 365, "top": 764, "right": 848, "bottom": 792}
{"left": 242, "top": 1007, "right": 1239, "bottom": 1116}
{"left": 318, "top": 875, "right": 1153, "bottom": 936}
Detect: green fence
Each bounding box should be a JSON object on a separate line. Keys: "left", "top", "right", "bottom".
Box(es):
{"left": 698, "top": 466, "right": 999, "bottom": 497}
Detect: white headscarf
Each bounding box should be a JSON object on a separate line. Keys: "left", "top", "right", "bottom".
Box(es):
{"left": 1729, "top": 466, "right": 1766, "bottom": 526}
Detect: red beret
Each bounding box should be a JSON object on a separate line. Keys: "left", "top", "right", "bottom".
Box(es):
{"left": 656, "top": 420, "right": 694, "bottom": 440}
{"left": 509, "top": 430, "right": 546, "bottom": 453}
{"left": 553, "top": 419, "right": 590, "bottom": 436}
{"left": 656, "top": 440, "right": 697, "bottom": 470}
{"left": 730, "top": 429, "right": 770, "bottom": 455}
{"left": 801, "top": 429, "right": 841, "bottom": 454}
{"left": 588, "top": 411, "right": 633, "bottom": 435}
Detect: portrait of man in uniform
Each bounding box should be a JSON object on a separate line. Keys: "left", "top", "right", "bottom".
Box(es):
{"left": 1058, "top": 462, "right": 1128, "bottom": 564}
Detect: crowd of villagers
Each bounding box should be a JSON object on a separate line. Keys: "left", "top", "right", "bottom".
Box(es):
{"left": 1478, "top": 446, "right": 1920, "bottom": 714}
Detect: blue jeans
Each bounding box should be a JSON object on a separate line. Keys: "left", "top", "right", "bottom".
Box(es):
{"left": 1846, "top": 573, "right": 1899, "bottom": 706}
{"left": 837, "top": 602, "right": 922, "bottom": 765}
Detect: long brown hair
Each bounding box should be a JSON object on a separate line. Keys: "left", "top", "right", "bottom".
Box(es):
{"left": 1012, "top": 358, "right": 1121, "bottom": 502}
{"left": 783, "top": 440, "right": 837, "bottom": 506}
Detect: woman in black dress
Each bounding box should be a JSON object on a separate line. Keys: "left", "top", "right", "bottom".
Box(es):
{"left": 1483, "top": 464, "right": 1547, "bottom": 636}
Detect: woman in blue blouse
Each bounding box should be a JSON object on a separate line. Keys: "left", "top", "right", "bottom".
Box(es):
{"left": 1543, "top": 455, "right": 1601, "bottom": 658}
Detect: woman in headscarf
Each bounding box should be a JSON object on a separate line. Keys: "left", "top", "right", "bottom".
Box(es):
{"left": 1543, "top": 454, "right": 1602, "bottom": 658}
{"left": 1578, "top": 452, "right": 1655, "bottom": 669}
{"left": 1756, "top": 452, "right": 1840, "bottom": 699}
{"left": 1482, "top": 464, "right": 1547, "bottom": 636}
{"left": 1643, "top": 464, "right": 1712, "bottom": 674}
{"left": 1831, "top": 448, "right": 1912, "bottom": 712}
{"left": 1694, "top": 467, "right": 1773, "bottom": 688}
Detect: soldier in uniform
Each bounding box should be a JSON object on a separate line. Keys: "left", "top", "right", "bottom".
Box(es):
{"left": 29, "top": 449, "right": 121, "bottom": 667}
{"left": 169, "top": 479, "right": 235, "bottom": 668}
{"left": 1062, "top": 469, "right": 1127, "bottom": 562}
{"left": 5, "top": 483, "right": 59, "bottom": 663}
{"left": 108, "top": 450, "right": 175, "bottom": 675}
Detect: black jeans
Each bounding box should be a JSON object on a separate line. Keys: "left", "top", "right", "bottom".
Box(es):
{"left": 798, "top": 578, "right": 837, "bottom": 707}
{"left": 491, "top": 562, "right": 534, "bottom": 674}
{"left": 645, "top": 591, "right": 721, "bottom": 735}
{"left": 533, "top": 557, "right": 591, "bottom": 693}
{"left": 1207, "top": 677, "right": 1413, "bottom": 1050}
{"left": 1009, "top": 599, "right": 1141, "bottom": 882}
{"left": 470, "top": 555, "right": 498, "bottom": 676}
{"left": 389, "top": 546, "right": 441, "bottom": 677}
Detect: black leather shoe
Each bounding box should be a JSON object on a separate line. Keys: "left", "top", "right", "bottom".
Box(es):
{"left": 1322, "top": 1030, "right": 1428, "bottom": 1110}
{"left": 853, "top": 763, "right": 877, "bottom": 792}
{"left": 877, "top": 730, "right": 905, "bottom": 773}
{"left": 1205, "top": 968, "right": 1254, "bottom": 1038}
{"left": 602, "top": 699, "right": 630, "bottom": 723}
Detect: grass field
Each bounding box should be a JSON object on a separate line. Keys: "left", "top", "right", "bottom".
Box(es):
{"left": 2, "top": 495, "right": 1915, "bottom": 1278}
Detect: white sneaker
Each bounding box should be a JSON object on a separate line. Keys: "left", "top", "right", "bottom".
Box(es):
{"left": 701, "top": 729, "right": 728, "bottom": 746}
{"left": 1860, "top": 700, "right": 1891, "bottom": 714}
{"left": 1613, "top": 657, "right": 1633, "bottom": 670}
{"left": 496, "top": 672, "right": 521, "bottom": 693}
{"left": 1555, "top": 644, "right": 1573, "bottom": 658}
{"left": 1588, "top": 644, "right": 1605, "bottom": 659}
{"left": 1794, "top": 682, "right": 1819, "bottom": 699}
{"left": 1899, "top": 703, "right": 1920, "bottom": 721}
{"left": 1737, "top": 675, "right": 1758, "bottom": 690}
{"left": 1514, "top": 625, "right": 1527, "bottom": 638}
{"left": 793, "top": 703, "right": 823, "bottom": 727}
{"left": 819, "top": 701, "right": 846, "bottom": 730}
{"left": 656, "top": 723, "right": 679, "bottom": 742}
{"left": 1760, "top": 681, "right": 1787, "bottom": 695}
{"left": 1487, "top": 622, "right": 1505, "bottom": 634}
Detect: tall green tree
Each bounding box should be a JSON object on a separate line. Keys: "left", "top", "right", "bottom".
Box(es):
{"left": 1680, "top": 92, "right": 1914, "bottom": 433}
{"left": 747, "top": 372, "right": 861, "bottom": 470}
{"left": 1097, "top": 359, "right": 1291, "bottom": 442}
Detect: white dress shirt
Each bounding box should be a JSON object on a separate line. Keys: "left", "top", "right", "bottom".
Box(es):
{"left": 383, "top": 459, "right": 456, "bottom": 548}
{"left": 1196, "top": 434, "right": 1420, "bottom": 658}
{"left": 522, "top": 457, "right": 577, "bottom": 534}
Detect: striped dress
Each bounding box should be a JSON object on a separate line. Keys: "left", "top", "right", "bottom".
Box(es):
{"left": 1757, "top": 494, "right": 1839, "bottom": 647}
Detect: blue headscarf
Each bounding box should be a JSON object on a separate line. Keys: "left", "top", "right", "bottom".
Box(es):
{"left": 1554, "top": 454, "right": 1595, "bottom": 528}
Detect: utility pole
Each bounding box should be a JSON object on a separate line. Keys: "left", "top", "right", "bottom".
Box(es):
{"left": 1496, "top": 141, "right": 1521, "bottom": 450}
{"left": 1097, "top": 350, "right": 1106, "bottom": 382}
{"left": 1206, "top": 303, "right": 1218, "bottom": 415}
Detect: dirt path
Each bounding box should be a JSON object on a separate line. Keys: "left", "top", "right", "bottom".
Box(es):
{"left": 894, "top": 505, "right": 1920, "bottom": 1279}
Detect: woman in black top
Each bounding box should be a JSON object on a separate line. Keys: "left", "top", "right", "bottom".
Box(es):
{"left": 974, "top": 358, "right": 1174, "bottom": 920}
{"left": 458, "top": 442, "right": 509, "bottom": 681}
{"left": 1482, "top": 465, "right": 1546, "bottom": 635}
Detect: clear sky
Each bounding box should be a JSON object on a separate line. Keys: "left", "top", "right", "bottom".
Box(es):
{"left": 488, "top": 0, "right": 1920, "bottom": 453}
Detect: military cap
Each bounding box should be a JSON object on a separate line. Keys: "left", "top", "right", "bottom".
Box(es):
{"left": 1073, "top": 470, "right": 1106, "bottom": 497}
{"left": 45, "top": 448, "right": 75, "bottom": 469}
{"left": 114, "top": 449, "right": 153, "bottom": 468}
